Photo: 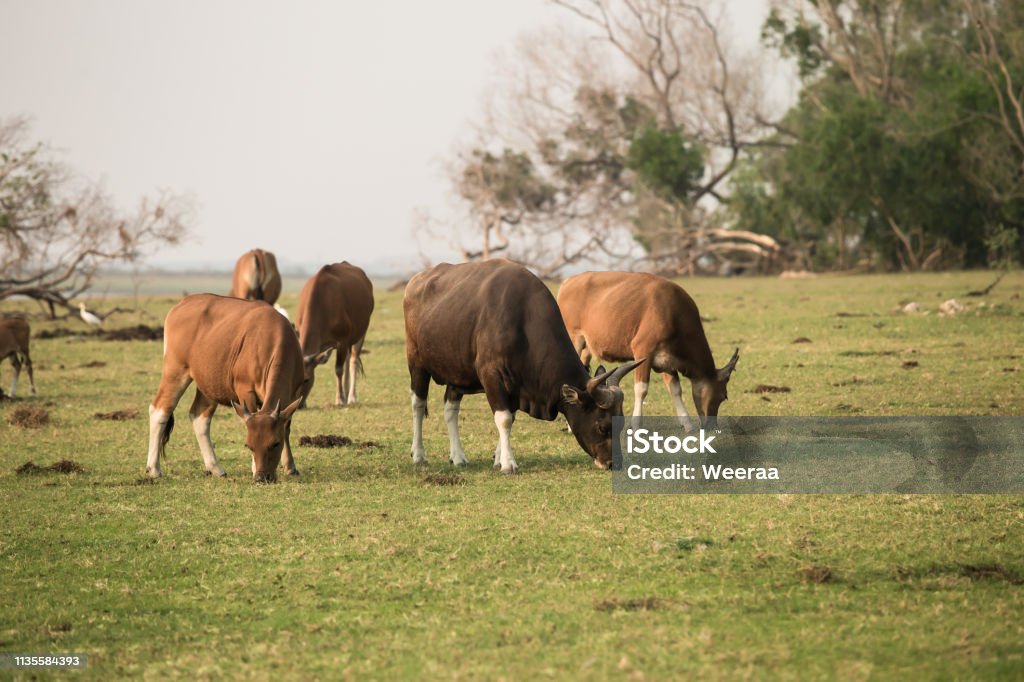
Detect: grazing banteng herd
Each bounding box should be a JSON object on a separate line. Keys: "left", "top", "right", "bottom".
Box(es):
{"left": 3, "top": 247, "right": 740, "bottom": 481}
{"left": 403, "top": 260, "right": 643, "bottom": 472}
{"left": 146, "top": 294, "right": 313, "bottom": 482}
{"left": 0, "top": 317, "right": 35, "bottom": 398}
{"left": 230, "top": 248, "right": 282, "bottom": 304}
{"left": 558, "top": 271, "right": 739, "bottom": 430}
{"left": 295, "top": 262, "right": 375, "bottom": 407}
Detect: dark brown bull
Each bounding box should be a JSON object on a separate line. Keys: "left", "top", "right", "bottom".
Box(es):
{"left": 404, "top": 260, "right": 642, "bottom": 472}
{"left": 295, "top": 262, "right": 375, "bottom": 406}
{"left": 0, "top": 317, "right": 35, "bottom": 397}
{"left": 557, "top": 271, "right": 738, "bottom": 430}
{"left": 145, "top": 294, "right": 317, "bottom": 482}
{"left": 230, "top": 248, "right": 282, "bottom": 304}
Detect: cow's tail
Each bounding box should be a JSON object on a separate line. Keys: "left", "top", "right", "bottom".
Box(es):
{"left": 252, "top": 253, "right": 265, "bottom": 301}
{"left": 353, "top": 336, "right": 366, "bottom": 377}
{"left": 161, "top": 413, "right": 175, "bottom": 457}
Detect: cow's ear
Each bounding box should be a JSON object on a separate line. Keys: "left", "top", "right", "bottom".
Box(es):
{"left": 561, "top": 385, "right": 585, "bottom": 405}
{"left": 279, "top": 396, "right": 304, "bottom": 420}
{"left": 303, "top": 349, "right": 332, "bottom": 367}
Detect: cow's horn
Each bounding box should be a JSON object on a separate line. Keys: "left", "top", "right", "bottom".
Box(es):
{"left": 586, "top": 366, "right": 611, "bottom": 394}
{"left": 270, "top": 400, "right": 281, "bottom": 420}
{"left": 232, "top": 400, "right": 252, "bottom": 421}
{"left": 718, "top": 348, "right": 740, "bottom": 380}
{"left": 607, "top": 358, "right": 645, "bottom": 387}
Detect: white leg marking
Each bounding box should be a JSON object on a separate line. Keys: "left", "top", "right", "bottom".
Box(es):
{"left": 493, "top": 439, "right": 502, "bottom": 469}
{"left": 410, "top": 392, "right": 427, "bottom": 464}
{"left": 191, "top": 412, "right": 226, "bottom": 477}
{"left": 146, "top": 405, "right": 169, "bottom": 477}
{"left": 667, "top": 375, "right": 697, "bottom": 432}
{"left": 493, "top": 409, "right": 518, "bottom": 474}
{"left": 9, "top": 366, "right": 18, "bottom": 398}
{"left": 631, "top": 381, "right": 648, "bottom": 430}
{"left": 444, "top": 399, "right": 468, "bottom": 466}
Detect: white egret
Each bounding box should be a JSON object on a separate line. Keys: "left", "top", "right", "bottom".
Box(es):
{"left": 78, "top": 302, "right": 103, "bottom": 327}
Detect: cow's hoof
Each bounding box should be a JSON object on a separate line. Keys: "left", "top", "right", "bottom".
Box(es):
{"left": 450, "top": 459, "right": 468, "bottom": 468}
{"left": 287, "top": 468, "right": 300, "bottom": 477}
{"left": 146, "top": 467, "right": 162, "bottom": 478}
{"left": 500, "top": 466, "right": 520, "bottom": 475}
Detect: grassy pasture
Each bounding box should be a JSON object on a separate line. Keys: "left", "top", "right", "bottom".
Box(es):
{"left": 1, "top": 271, "right": 1023, "bottom": 680}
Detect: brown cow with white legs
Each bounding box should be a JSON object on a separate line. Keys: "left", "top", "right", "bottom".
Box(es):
{"left": 230, "top": 248, "right": 282, "bottom": 304}
{"left": 404, "top": 260, "right": 643, "bottom": 472}
{"left": 557, "top": 271, "right": 738, "bottom": 431}
{"left": 0, "top": 318, "right": 36, "bottom": 397}
{"left": 295, "top": 262, "right": 374, "bottom": 407}
{"left": 145, "top": 294, "right": 319, "bottom": 482}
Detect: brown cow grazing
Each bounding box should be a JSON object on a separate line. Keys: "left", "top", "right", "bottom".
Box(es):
{"left": 0, "top": 317, "right": 36, "bottom": 397}
{"left": 295, "top": 262, "right": 375, "bottom": 406}
{"left": 557, "top": 271, "right": 739, "bottom": 431}
{"left": 230, "top": 248, "right": 282, "bottom": 304}
{"left": 145, "top": 294, "right": 318, "bottom": 482}
{"left": 404, "top": 259, "right": 642, "bottom": 472}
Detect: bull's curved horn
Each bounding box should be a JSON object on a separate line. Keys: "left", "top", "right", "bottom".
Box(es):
{"left": 232, "top": 400, "right": 252, "bottom": 421}
{"left": 586, "top": 366, "right": 611, "bottom": 394}
{"left": 269, "top": 400, "right": 281, "bottom": 420}
{"left": 717, "top": 348, "right": 740, "bottom": 381}
{"left": 606, "top": 358, "right": 645, "bottom": 387}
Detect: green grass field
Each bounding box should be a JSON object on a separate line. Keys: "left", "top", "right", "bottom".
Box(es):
{"left": 2, "top": 271, "right": 1023, "bottom": 679}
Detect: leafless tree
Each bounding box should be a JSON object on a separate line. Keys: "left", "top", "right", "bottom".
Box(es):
{"left": 443, "top": 0, "right": 781, "bottom": 277}
{"left": 0, "top": 118, "right": 191, "bottom": 316}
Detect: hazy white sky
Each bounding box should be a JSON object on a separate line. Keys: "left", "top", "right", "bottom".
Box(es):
{"left": 1, "top": 0, "right": 777, "bottom": 274}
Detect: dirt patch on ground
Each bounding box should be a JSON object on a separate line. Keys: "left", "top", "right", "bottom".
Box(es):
{"left": 958, "top": 563, "right": 1023, "bottom": 584}
{"left": 676, "top": 537, "right": 714, "bottom": 552}
{"left": 798, "top": 564, "right": 835, "bottom": 584}
{"left": 104, "top": 325, "right": 163, "bottom": 341}
{"left": 792, "top": 337, "right": 812, "bottom": 343}
{"left": 896, "top": 563, "right": 1023, "bottom": 585}
{"left": 839, "top": 350, "right": 898, "bottom": 357}
{"left": 422, "top": 473, "right": 465, "bottom": 486}
{"left": 9, "top": 406, "right": 50, "bottom": 428}
{"left": 35, "top": 325, "right": 163, "bottom": 341}
{"left": 594, "top": 597, "right": 661, "bottom": 612}
{"left": 94, "top": 408, "right": 139, "bottom": 420}
{"left": 298, "top": 435, "right": 383, "bottom": 449}
{"left": 299, "top": 434, "right": 352, "bottom": 447}
{"left": 749, "top": 384, "right": 791, "bottom": 394}
{"left": 80, "top": 360, "right": 107, "bottom": 368}
{"left": 901, "top": 360, "right": 920, "bottom": 369}
{"left": 50, "top": 460, "right": 85, "bottom": 473}
{"left": 16, "top": 459, "right": 84, "bottom": 475}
